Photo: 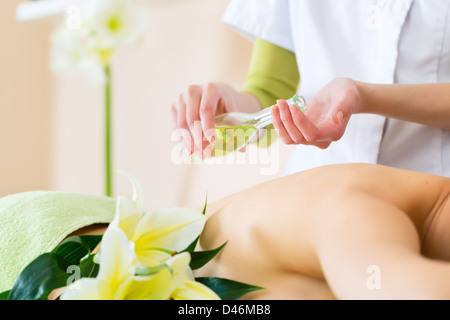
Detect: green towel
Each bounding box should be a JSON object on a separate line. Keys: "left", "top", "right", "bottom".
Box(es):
{"left": 0, "top": 191, "right": 116, "bottom": 292}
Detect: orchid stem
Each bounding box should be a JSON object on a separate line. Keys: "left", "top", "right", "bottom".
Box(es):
{"left": 105, "top": 64, "right": 113, "bottom": 197}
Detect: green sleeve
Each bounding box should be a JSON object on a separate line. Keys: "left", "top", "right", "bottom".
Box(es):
{"left": 243, "top": 38, "right": 300, "bottom": 109}
{"left": 242, "top": 38, "right": 300, "bottom": 146}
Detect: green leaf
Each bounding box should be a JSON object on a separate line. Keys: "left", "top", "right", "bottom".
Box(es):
{"left": 52, "top": 235, "right": 102, "bottom": 265}
{"left": 0, "top": 290, "right": 10, "bottom": 300}
{"left": 189, "top": 241, "right": 227, "bottom": 270}
{"left": 195, "top": 277, "right": 264, "bottom": 300}
{"left": 183, "top": 236, "right": 199, "bottom": 253}
{"left": 79, "top": 254, "right": 99, "bottom": 278}
{"left": 8, "top": 253, "right": 72, "bottom": 300}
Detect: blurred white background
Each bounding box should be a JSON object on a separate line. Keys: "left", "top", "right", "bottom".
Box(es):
{"left": 1, "top": 0, "right": 293, "bottom": 210}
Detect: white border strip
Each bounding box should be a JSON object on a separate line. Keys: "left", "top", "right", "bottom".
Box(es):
{"left": 16, "top": 0, "right": 75, "bottom": 21}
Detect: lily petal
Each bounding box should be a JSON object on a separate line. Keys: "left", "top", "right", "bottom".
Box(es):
{"left": 116, "top": 170, "right": 143, "bottom": 211}
{"left": 98, "top": 227, "right": 136, "bottom": 289}
{"left": 166, "top": 252, "right": 194, "bottom": 285}
{"left": 110, "top": 195, "right": 140, "bottom": 237}
{"left": 135, "top": 250, "right": 172, "bottom": 268}
{"left": 133, "top": 207, "right": 206, "bottom": 253}
{"left": 171, "top": 281, "right": 221, "bottom": 300}
{"left": 60, "top": 278, "right": 100, "bottom": 300}
{"left": 125, "top": 269, "right": 174, "bottom": 300}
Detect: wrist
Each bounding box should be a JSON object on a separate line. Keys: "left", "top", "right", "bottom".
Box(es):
{"left": 354, "top": 80, "right": 370, "bottom": 114}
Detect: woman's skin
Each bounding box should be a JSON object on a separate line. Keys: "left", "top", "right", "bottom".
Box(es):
{"left": 171, "top": 79, "right": 450, "bottom": 156}
{"left": 195, "top": 163, "right": 450, "bottom": 300}
{"left": 72, "top": 163, "right": 450, "bottom": 299}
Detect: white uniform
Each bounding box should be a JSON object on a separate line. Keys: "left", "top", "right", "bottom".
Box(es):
{"left": 222, "top": 0, "right": 450, "bottom": 176}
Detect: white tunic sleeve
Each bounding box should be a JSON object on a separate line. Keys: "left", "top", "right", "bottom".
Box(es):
{"left": 221, "top": 0, "right": 295, "bottom": 52}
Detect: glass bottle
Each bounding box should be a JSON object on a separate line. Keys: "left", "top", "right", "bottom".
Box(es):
{"left": 212, "top": 94, "right": 307, "bottom": 156}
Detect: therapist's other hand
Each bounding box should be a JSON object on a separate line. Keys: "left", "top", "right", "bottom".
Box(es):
{"left": 271, "top": 78, "right": 360, "bottom": 149}
{"left": 171, "top": 82, "right": 240, "bottom": 158}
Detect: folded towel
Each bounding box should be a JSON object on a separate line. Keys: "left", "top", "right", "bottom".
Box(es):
{"left": 0, "top": 191, "right": 115, "bottom": 292}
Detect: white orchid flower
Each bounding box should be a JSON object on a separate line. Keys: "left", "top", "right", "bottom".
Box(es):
{"left": 82, "top": 0, "right": 148, "bottom": 51}
{"left": 50, "top": 26, "right": 107, "bottom": 85}
{"left": 50, "top": 0, "right": 147, "bottom": 84}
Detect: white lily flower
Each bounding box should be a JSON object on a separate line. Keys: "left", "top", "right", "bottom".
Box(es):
{"left": 166, "top": 252, "right": 221, "bottom": 300}
{"left": 61, "top": 173, "right": 218, "bottom": 300}
{"left": 61, "top": 227, "right": 174, "bottom": 300}
{"left": 132, "top": 207, "right": 206, "bottom": 265}
{"left": 110, "top": 172, "right": 206, "bottom": 267}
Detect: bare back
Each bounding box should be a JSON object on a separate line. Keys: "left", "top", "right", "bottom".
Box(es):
{"left": 196, "top": 164, "right": 450, "bottom": 299}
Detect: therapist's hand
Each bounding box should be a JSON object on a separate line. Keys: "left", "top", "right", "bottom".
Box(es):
{"left": 171, "top": 82, "right": 261, "bottom": 158}
{"left": 271, "top": 78, "right": 360, "bottom": 149}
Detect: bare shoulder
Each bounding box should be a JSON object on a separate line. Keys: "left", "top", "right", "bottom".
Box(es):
{"left": 290, "top": 164, "right": 447, "bottom": 208}
{"left": 199, "top": 164, "right": 448, "bottom": 264}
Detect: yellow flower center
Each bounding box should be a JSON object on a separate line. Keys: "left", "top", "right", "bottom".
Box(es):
{"left": 108, "top": 16, "right": 122, "bottom": 33}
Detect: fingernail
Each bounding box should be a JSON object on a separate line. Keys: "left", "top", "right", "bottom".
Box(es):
{"left": 336, "top": 111, "right": 344, "bottom": 124}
